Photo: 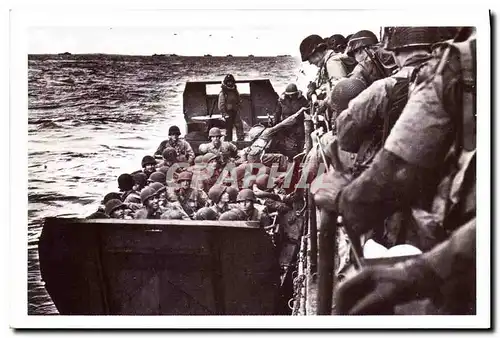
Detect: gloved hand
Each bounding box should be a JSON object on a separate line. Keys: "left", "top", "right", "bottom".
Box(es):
{"left": 306, "top": 81, "right": 317, "bottom": 100}
{"left": 310, "top": 171, "right": 351, "bottom": 212}
{"left": 333, "top": 258, "right": 439, "bottom": 315}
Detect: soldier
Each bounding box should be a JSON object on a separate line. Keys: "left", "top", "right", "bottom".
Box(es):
{"left": 345, "top": 30, "right": 396, "bottom": 87}
{"left": 272, "top": 84, "right": 309, "bottom": 161}
{"left": 313, "top": 28, "right": 476, "bottom": 314}
{"left": 326, "top": 34, "right": 357, "bottom": 72}
{"left": 86, "top": 192, "right": 121, "bottom": 219}
{"left": 134, "top": 187, "right": 163, "bottom": 219}
{"left": 148, "top": 171, "right": 166, "bottom": 185}
{"left": 237, "top": 189, "right": 272, "bottom": 229}
{"left": 219, "top": 74, "right": 244, "bottom": 142}
{"left": 154, "top": 125, "right": 195, "bottom": 165}
{"left": 207, "top": 184, "right": 230, "bottom": 217}
{"left": 156, "top": 147, "right": 178, "bottom": 169}
{"left": 117, "top": 173, "right": 141, "bottom": 205}
{"left": 132, "top": 172, "right": 148, "bottom": 191}
{"left": 300, "top": 34, "right": 350, "bottom": 101}
{"left": 336, "top": 27, "right": 441, "bottom": 181}
{"left": 104, "top": 199, "right": 134, "bottom": 220}
{"left": 199, "top": 127, "right": 238, "bottom": 164}
{"left": 194, "top": 206, "right": 219, "bottom": 221}
{"left": 138, "top": 155, "right": 157, "bottom": 178}
{"left": 165, "top": 170, "right": 209, "bottom": 219}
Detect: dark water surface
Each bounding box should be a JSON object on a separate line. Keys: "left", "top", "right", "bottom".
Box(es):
{"left": 28, "top": 54, "right": 302, "bottom": 314}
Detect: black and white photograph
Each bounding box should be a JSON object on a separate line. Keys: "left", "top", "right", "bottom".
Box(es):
{"left": 8, "top": 5, "right": 491, "bottom": 329}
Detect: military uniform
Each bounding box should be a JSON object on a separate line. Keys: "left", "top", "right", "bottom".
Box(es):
{"left": 199, "top": 141, "right": 238, "bottom": 164}
{"left": 154, "top": 138, "right": 195, "bottom": 165}
{"left": 242, "top": 206, "right": 272, "bottom": 229}
{"left": 219, "top": 84, "right": 244, "bottom": 141}
{"left": 165, "top": 187, "right": 209, "bottom": 218}
{"left": 336, "top": 53, "right": 432, "bottom": 175}
{"left": 134, "top": 207, "right": 163, "bottom": 219}
{"left": 314, "top": 50, "right": 350, "bottom": 97}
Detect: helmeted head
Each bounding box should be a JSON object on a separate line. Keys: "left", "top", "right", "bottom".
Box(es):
{"left": 148, "top": 171, "right": 166, "bottom": 185}
{"left": 140, "top": 186, "right": 159, "bottom": 209}
{"left": 225, "top": 186, "right": 239, "bottom": 203}
{"left": 329, "top": 77, "right": 367, "bottom": 117}
{"left": 345, "top": 30, "right": 379, "bottom": 61}
{"left": 203, "top": 152, "right": 220, "bottom": 170}
{"left": 177, "top": 170, "right": 193, "bottom": 190}
{"left": 141, "top": 155, "right": 157, "bottom": 174}
{"left": 102, "top": 192, "right": 122, "bottom": 206}
{"left": 168, "top": 125, "right": 181, "bottom": 142}
{"left": 208, "top": 184, "right": 227, "bottom": 204}
{"left": 132, "top": 172, "right": 148, "bottom": 191}
{"left": 162, "top": 147, "right": 177, "bottom": 163}
{"left": 158, "top": 165, "right": 170, "bottom": 176}
{"left": 195, "top": 207, "right": 218, "bottom": 221}
{"left": 208, "top": 127, "right": 223, "bottom": 147}
{"left": 223, "top": 74, "right": 236, "bottom": 89}
{"left": 284, "top": 83, "right": 299, "bottom": 100}
{"left": 117, "top": 173, "right": 135, "bottom": 192}
{"left": 149, "top": 181, "right": 166, "bottom": 194}
{"left": 299, "top": 34, "right": 328, "bottom": 65}
{"left": 219, "top": 210, "right": 240, "bottom": 221}
{"left": 237, "top": 188, "right": 256, "bottom": 212}
{"left": 160, "top": 209, "right": 186, "bottom": 220}
{"left": 327, "top": 34, "right": 347, "bottom": 53}
{"left": 104, "top": 199, "right": 131, "bottom": 219}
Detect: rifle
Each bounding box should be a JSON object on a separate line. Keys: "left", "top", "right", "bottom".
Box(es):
{"left": 314, "top": 137, "right": 365, "bottom": 315}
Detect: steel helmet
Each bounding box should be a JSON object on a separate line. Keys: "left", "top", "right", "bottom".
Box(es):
{"left": 231, "top": 208, "right": 247, "bottom": 220}
{"left": 327, "top": 34, "right": 347, "bottom": 51}
{"left": 141, "top": 155, "right": 157, "bottom": 168}
{"left": 329, "top": 78, "right": 367, "bottom": 113}
{"left": 383, "top": 27, "right": 432, "bottom": 51}
{"left": 158, "top": 166, "right": 170, "bottom": 175}
{"left": 162, "top": 147, "right": 177, "bottom": 161}
{"left": 102, "top": 192, "right": 122, "bottom": 205}
{"left": 104, "top": 199, "right": 125, "bottom": 216}
{"left": 284, "top": 83, "right": 299, "bottom": 95}
{"left": 177, "top": 170, "right": 193, "bottom": 182}
{"left": 345, "top": 30, "right": 379, "bottom": 57}
{"left": 219, "top": 210, "right": 239, "bottom": 221}
{"left": 203, "top": 152, "right": 219, "bottom": 164}
{"left": 132, "top": 172, "right": 148, "bottom": 188}
{"left": 208, "top": 184, "right": 227, "bottom": 203}
{"left": 225, "top": 186, "right": 239, "bottom": 202}
{"left": 117, "top": 173, "right": 135, "bottom": 191}
{"left": 195, "top": 207, "right": 218, "bottom": 221}
{"left": 299, "top": 34, "right": 327, "bottom": 61}
{"left": 194, "top": 155, "right": 204, "bottom": 164}
{"left": 140, "top": 187, "right": 156, "bottom": 204}
{"left": 168, "top": 125, "right": 181, "bottom": 136}
{"left": 208, "top": 127, "right": 222, "bottom": 137}
{"left": 149, "top": 171, "right": 166, "bottom": 184}
{"left": 237, "top": 188, "right": 256, "bottom": 202}
{"left": 160, "top": 209, "right": 185, "bottom": 220}
{"left": 149, "top": 181, "right": 166, "bottom": 193}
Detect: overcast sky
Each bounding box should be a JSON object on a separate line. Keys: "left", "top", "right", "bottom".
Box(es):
{"left": 26, "top": 10, "right": 382, "bottom": 56}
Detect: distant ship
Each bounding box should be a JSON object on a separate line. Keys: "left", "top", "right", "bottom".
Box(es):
{"left": 248, "top": 54, "right": 255, "bottom": 58}
{"left": 277, "top": 54, "right": 291, "bottom": 57}
{"left": 152, "top": 54, "right": 166, "bottom": 57}
{"left": 204, "top": 54, "right": 212, "bottom": 57}
{"left": 58, "top": 52, "right": 72, "bottom": 56}
{"left": 226, "top": 54, "right": 233, "bottom": 57}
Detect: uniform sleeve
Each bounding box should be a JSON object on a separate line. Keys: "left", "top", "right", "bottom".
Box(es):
{"left": 218, "top": 91, "right": 226, "bottom": 114}
{"left": 274, "top": 99, "right": 283, "bottom": 123}
{"left": 384, "top": 72, "right": 455, "bottom": 168}
{"left": 423, "top": 218, "right": 476, "bottom": 281}
{"left": 338, "top": 149, "right": 425, "bottom": 235}
{"left": 183, "top": 140, "right": 195, "bottom": 165}
{"left": 154, "top": 140, "right": 167, "bottom": 156}
{"left": 336, "top": 78, "right": 393, "bottom": 153}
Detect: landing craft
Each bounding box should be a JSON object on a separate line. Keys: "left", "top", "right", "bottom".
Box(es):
{"left": 38, "top": 78, "right": 284, "bottom": 315}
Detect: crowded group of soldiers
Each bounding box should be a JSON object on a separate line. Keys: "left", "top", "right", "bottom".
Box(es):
{"left": 89, "top": 26, "right": 477, "bottom": 315}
